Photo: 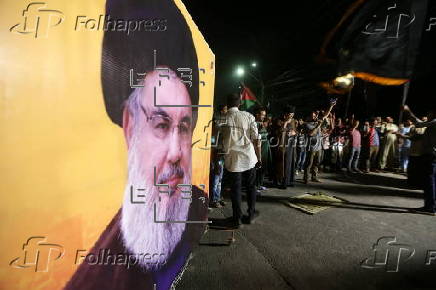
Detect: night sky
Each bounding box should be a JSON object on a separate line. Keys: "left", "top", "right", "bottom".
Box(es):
{"left": 184, "top": 1, "right": 435, "bottom": 119}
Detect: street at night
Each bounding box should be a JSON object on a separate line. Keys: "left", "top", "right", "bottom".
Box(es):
{"left": 180, "top": 172, "right": 436, "bottom": 290}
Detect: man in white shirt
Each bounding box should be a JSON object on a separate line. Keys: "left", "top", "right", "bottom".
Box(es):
{"left": 219, "top": 94, "right": 262, "bottom": 227}
{"left": 379, "top": 117, "right": 399, "bottom": 170}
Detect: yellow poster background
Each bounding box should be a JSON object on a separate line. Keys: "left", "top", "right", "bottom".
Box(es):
{"left": 0, "top": 0, "right": 214, "bottom": 289}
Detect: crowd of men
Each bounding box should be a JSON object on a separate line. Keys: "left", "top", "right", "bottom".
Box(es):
{"left": 210, "top": 94, "right": 436, "bottom": 227}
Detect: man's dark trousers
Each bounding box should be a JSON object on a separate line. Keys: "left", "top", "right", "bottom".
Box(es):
{"left": 423, "top": 157, "right": 436, "bottom": 213}
{"left": 227, "top": 168, "right": 257, "bottom": 222}
{"left": 284, "top": 139, "right": 296, "bottom": 186}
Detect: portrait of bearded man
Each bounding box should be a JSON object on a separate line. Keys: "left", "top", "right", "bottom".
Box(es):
{"left": 65, "top": 0, "right": 209, "bottom": 289}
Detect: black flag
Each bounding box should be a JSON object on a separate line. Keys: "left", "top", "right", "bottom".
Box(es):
{"left": 337, "top": 0, "right": 430, "bottom": 84}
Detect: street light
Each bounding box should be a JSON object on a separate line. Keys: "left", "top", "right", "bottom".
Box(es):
{"left": 235, "top": 66, "right": 245, "bottom": 77}
{"left": 234, "top": 62, "right": 265, "bottom": 103}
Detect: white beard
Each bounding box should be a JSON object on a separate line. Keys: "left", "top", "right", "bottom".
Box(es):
{"left": 120, "top": 135, "right": 191, "bottom": 271}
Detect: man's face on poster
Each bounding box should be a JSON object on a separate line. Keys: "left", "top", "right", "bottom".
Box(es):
{"left": 132, "top": 71, "right": 192, "bottom": 194}
{"left": 121, "top": 70, "right": 193, "bottom": 271}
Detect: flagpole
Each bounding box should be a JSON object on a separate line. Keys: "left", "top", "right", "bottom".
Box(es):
{"left": 344, "top": 76, "right": 355, "bottom": 118}
{"left": 399, "top": 81, "right": 410, "bottom": 125}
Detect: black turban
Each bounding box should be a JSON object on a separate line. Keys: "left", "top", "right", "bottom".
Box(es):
{"left": 101, "top": 0, "right": 199, "bottom": 127}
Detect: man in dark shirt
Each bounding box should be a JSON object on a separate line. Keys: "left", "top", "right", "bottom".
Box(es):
{"left": 303, "top": 101, "right": 336, "bottom": 184}
{"left": 403, "top": 105, "right": 436, "bottom": 215}
{"left": 303, "top": 112, "right": 324, "bottom": 183}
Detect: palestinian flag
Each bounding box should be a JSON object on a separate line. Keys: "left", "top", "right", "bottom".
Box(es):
{"left": 240, "top": 86, "right": 257, "bottom": 111}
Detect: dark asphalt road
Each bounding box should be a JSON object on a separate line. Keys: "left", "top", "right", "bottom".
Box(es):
{"left": 177, "top": 172, "right": 436, "bottom": 290}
